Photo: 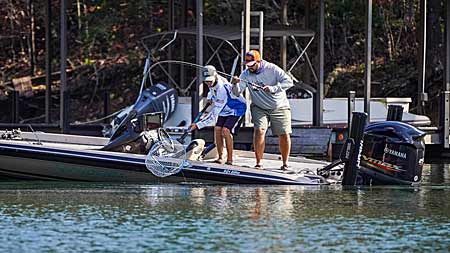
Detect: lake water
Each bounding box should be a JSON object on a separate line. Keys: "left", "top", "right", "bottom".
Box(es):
{"left": 0, "top": 164, "right": 449, "bottom": 252}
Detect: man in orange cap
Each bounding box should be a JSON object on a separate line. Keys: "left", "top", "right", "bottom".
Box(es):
{"left": 232, "top": 50, "right": 293, "bottom": 171}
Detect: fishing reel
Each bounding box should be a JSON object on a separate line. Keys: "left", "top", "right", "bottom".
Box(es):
{"left": 1, "top": 129, "right": 22, "bottom": 140}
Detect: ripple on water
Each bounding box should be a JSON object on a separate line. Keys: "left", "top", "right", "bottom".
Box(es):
{"left": 0, "top": 179, "right": 449, "bottom": 252}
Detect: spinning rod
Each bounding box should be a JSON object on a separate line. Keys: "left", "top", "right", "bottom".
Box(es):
{"left": 146, "top": 60, "right": 265, "bottom": 91}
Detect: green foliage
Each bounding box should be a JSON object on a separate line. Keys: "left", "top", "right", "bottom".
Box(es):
{"left": 0, "top": 0, "right": 446, "bottom": 122}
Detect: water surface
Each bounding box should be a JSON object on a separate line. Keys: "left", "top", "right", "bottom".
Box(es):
{"left": 0, "top": 164, "right": 449, "bottom": 252}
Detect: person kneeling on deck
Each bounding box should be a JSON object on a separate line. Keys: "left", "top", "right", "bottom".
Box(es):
{"left": 232, "top": 50, "right": 294, "bottom": 170}
{"left": 190, "top": 65, "right": 246, "bottom": 165}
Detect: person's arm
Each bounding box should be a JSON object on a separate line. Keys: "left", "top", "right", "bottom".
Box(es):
{"left": 267, "top": 65, "right": 294, "bottom": 93}
{"left": 196, "top": 88, "right": 228, "bottom": 129}
{"left": 231, "top": 74, "right": 248, "bottom": 97}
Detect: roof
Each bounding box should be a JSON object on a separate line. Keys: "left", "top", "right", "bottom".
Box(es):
{"left": 142, "top": 25, "right": 315, "bottom": 43}
{"left": 175, "top": 25, "right": 315, "bottom": 41}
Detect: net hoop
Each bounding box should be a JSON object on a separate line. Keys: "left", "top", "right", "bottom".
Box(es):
{"left": 145, "top": 138, "right": 187, "bottom": 177}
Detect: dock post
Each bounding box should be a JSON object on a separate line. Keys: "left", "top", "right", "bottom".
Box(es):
{"left": 103, "top": 90, "right": 110, "bottom": 124}
{"left": 60, "top": 0, "right": 68, "bottom": 133}
{"left": 62, "top": 90, "right": 70, "bottom": 133}
{"left": 11, "top": 91, "right": 19, "bottom": 123}
{"left": 386, "top": 105, "right": 403, "bottom": 121}
{"left": 440, "top": 91, "right": 450, "bottom": 148}
{"left": 342, "top": 112, "right": 368, "bottom": 186}
{"left": 347, "top": 91, "right": 356, "bottom": 136}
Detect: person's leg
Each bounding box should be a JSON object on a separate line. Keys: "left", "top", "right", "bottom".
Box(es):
{"left": 222, "top": 127, "right": 233, "bottom": 163}
{"left": 214, "top": 116, "right": 227, "bottom": 163}
{"left": 215, "top": 126, "right": 224, "bottom": 162}
{"left": 269, "top": 108, "right": 292, "bottom": 168}
{"left": 250, "top": 105, "right": 269, "bottom": 168}
{"left": 254, "top": 128, "right": 266, "bottom": 167}
{"left": 278, "top": 133, "right": 291, "bottom": 166}
{"left": 222, "top": 116, "right": 241, "bottom": 165}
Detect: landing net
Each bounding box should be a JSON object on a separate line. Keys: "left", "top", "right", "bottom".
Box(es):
{"left": 145, "top": 138, "right": 187, "bottom": 177}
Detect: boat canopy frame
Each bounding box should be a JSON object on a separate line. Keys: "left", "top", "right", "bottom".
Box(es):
{"left": 140, "top": 25, "right": 317, "bottom": 94}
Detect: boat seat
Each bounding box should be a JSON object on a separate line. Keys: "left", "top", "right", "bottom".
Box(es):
{"left": 186, "top": 139, "right": 205, "bottom": 161}
{"left": 185, "top": 140, "right": 229, "bottom": 161}
{"left": 200, "top": 143, "right": 226, "bottom": 161}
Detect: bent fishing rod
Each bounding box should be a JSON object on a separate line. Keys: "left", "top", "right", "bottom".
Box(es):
{"left": 146, "top": 60, "right": 266, "bottom": 91}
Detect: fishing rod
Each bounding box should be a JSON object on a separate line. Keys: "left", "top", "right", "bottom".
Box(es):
{"left": 177, "top": 101, "right": 212, "bottom": 144}
{"left": 146, "top": 60, "right": 266, "bottom": 91}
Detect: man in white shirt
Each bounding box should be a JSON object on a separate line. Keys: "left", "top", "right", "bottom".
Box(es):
{"left": 191, "top": 65, "right": 246, "bottom": 165}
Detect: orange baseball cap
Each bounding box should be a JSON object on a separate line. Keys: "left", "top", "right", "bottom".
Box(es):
{"left": 244, "top": 50, "right": 261, "bottom": 66}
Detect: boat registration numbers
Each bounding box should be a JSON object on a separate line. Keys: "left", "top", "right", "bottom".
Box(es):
{"left": 223, "top": 169, "right": 240, "bottom": 175}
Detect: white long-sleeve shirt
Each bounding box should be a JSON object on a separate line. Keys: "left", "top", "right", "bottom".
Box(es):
{"left": 196, "top": 76, "right": 246, "bottom": 129}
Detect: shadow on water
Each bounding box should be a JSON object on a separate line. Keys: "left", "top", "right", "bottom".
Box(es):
{"left": 0, "top": 164, "right": 449, "bottom": 252}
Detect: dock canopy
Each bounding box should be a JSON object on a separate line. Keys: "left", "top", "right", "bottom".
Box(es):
{"left": 170, "top": 25, "right": 315, "bottom": 41}
{"left": 141, "top": 25, "right": 317, "bottom": 95}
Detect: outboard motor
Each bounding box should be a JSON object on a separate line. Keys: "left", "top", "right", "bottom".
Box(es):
{"left": 103, "top": 82, "right": 178, "bottom": 138}
{"left": 132, "top": 82, "right": 178, "bottom": 123}
{"left": 102, "top": 127, "right": 171, "bottom": 154}
{"left": 101, "top": 82, "right": 177, "bottom": 152}
{"left": 359, "top": 121, "right": 426, "bottom": 185}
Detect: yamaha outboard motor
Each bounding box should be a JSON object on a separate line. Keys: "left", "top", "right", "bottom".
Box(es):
{"left": 101, "top": 82, "right": 177, "bottom": 152}
{"left": 131, "top": 82, "right": 178, "bottom": 123}
{"left": 359, "top": 121, "right": 426, "bottom": 185}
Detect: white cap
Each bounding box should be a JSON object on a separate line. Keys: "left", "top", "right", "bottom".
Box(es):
{"left": 202, "top": 65, "right": 217, "bottom": 82}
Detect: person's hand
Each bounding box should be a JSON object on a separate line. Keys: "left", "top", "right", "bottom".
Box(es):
{"left": 189, "top": 123, "right": 198, "bottom": 131}
{"left": 262, "top": 85, "right": 272, "bottom": 92}
{"left": 232, "top": 76, "right": 240, "bottom": 85}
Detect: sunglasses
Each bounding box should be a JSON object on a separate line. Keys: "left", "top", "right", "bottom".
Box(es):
{"left": 246, "top": 62, "right": 257, "bottom": 68}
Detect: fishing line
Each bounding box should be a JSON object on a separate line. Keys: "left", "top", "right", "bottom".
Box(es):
{"left": 145, "top": 60, "right": 265, "bottom": 91}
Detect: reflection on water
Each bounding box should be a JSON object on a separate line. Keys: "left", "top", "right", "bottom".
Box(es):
{"left": 0, "top": 164, "right": 449, "bottom": 252}
{"left": 423, "top": 163, "right": 450, "bottom": 186}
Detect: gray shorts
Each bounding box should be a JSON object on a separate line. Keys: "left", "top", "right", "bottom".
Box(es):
{"left": 250, "top": 105, "right": 292, "bottom": 135}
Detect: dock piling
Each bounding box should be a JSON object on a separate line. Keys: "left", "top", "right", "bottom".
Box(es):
{"left": 347, "top": 91, "right": 356, "bottom": 136}
{"left": 11, "top": 91, "right": 19, "bottom": 124}
{"left": 342, "top": 112, "right": 368, "bottom": 186}
{"left": 441, "top": 91, "right": 450, "bottom": 149}
{"left": 386, "top": 105, "right": 403, "bottom": 121}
